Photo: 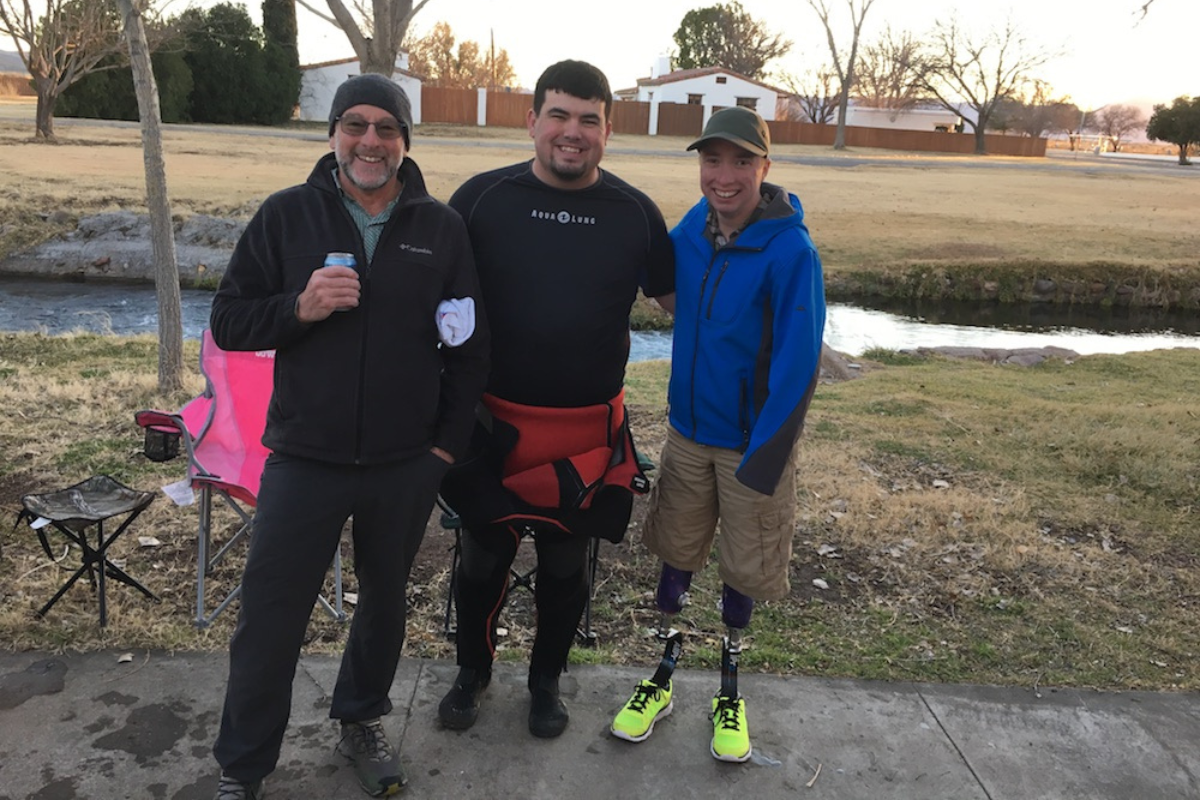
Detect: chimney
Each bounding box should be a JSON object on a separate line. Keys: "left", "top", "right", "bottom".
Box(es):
{"left": 650, "top": 55, "right": 671, "bottom": 79}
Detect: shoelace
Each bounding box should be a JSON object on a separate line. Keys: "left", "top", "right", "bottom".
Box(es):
{"left": 626, "top": 682, "right": 665, "bottom": 713}
{"left": 713, "top": 695, "right": 743, "bottom": 731}
{"left": 345, "top": 719, "right": 395, "bottom": 763}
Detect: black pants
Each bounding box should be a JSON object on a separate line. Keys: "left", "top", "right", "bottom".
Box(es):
{"left": 214, "top": 451, "right": 445, "bottom": 782}
{"left": 453, "top": 522, "right": 590, "bottom": 678}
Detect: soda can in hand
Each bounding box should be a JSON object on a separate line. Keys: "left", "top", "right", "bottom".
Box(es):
{"left": 324, "top": 252, "right": 357, "bottom": 312}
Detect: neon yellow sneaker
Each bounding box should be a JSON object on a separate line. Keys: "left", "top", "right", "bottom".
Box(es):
{"left": 610, "top": 679, "right": 673, "bottom": 742}
{"left": 710, "top": 693, "right": 751, "bottom": 763}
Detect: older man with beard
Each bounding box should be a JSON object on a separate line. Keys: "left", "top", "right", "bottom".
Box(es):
{"left": 208, "top": 74, "right": 489, "bottom": 800}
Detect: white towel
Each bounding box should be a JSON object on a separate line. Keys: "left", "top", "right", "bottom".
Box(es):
{"left": 436, "top": 297, "right": 476, "bottom": 347}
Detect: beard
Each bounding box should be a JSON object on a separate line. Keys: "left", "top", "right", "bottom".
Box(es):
{"left": 337, "top": 152, "right": 398, "bottom": 192}
{"left": 547, "top": 156, "right": 589, "bottom": 184}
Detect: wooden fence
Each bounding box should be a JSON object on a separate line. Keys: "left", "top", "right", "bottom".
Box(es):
{"left": 0, "top": 73, "right": 33, "bottom": 96}
{"left": 485, "top": 91, "right": 529, "bottom": 127}
{"left": 611, "top": 101, "right": 651, "bottom": 135}
{"left": 767, "top": 120, "right": 1047, "bottom": 157}
{"left": 656, "top": 102, "right": 705, "bottom": 138}
{"left": 418, "top": 86, "right": 1046, "bottom": 157}
{"left": 421, "top": 86, "right": 477, "bottom": 125}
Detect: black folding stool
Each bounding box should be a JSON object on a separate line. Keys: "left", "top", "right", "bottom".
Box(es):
{"left": 18, "top": 475, "right": 159, "bottom": 626}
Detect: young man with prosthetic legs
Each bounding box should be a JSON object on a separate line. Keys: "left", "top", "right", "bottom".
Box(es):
{"left": 610, "top": 106, "right": 826, "bottom": 762}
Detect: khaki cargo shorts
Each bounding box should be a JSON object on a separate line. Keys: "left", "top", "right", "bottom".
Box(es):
{"left": 642, "top": 427, "right": 796, "bottom": 600}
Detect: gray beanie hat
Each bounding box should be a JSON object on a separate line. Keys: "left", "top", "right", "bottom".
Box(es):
{"left": 328, "top": 73, "right": 412, "bottom": 147}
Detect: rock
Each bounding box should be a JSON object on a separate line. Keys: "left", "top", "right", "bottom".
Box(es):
{"left": 900, "top": 345, "right": 1080, "bottom": 365}
{"left": 2, "top": 211, "right": 243, "bottom": 285}
{"left": 820, "top": 343, "right": 860, "bottom": 382}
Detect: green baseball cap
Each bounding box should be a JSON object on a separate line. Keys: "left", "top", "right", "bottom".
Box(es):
{"left": 687, "top": 106, "right": 770, "bottom": 157}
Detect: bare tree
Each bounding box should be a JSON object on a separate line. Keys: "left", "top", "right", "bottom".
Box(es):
{"left": 1094, "top": 103, "right": 1147, "bottom": 152}
{"left": 116, "top": 0, "right": 183, "bottom": 392}
{"left": 404, "top": 20, "right": 516, "bottom": 89}
{"left": 994, "top": 80, "right": 1076, "bottom": 139}
{"left": 855, "top": 25, "right": 929, "bottom": 115}
{"left": 0, "top": 0, "right": 125, "bottom": 139}
{"left": 806, "top": 0, "right": 878, "bottom": 150}
{"left": 920, "top": 16, "right": 1052, "bottom": 155}
{"left": 782, "top": 67, "right": 841, "bottom": 124}
{"left": 295, "top": 0, "right": 432, "bottom": 75}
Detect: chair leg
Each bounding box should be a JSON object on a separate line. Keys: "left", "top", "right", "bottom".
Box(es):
{"left": 577, "top": 537, "right": 600, "bottom": 648}
{"left": 195, "top": 485, "right": 212, "bottom": 627}
{"left": 315, "top": 547, "right": 346, "bottom": 623}
{"left": 96, "top": 521, "right": 108, "bottom": 627}
{"left": 444, "top": 530, "right": 462, "bottom": 640}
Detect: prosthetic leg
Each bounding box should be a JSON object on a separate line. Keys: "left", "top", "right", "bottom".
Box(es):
{"left": 649, "top": 562, "right": 690, "bottom": 685}
{"left": 610, "top": 563, "right": 690, "bottom": 742}
{"left": 711, "top": 583, "right": 753, "bottom": 763}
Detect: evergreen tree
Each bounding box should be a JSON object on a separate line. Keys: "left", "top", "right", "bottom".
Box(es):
{"left": 181, "top": 3, "right": 267, "bottom": 124}
{"left": 260, "top": 0, "right": 300, "bottom": 124}
{"left": 1147, "top": 96, "right": 1200, "bottom": 166}
{"left": 58, "top": 50, "right": 192, "bottom": 123}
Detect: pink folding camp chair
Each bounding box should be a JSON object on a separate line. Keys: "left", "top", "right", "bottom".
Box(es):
{"left": 136, "top": 330, "right": 345, "bottom": 628}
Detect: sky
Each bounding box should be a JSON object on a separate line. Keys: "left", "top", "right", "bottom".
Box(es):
{"left": 274, "top": 0, "right": 1193, "bottom": 111}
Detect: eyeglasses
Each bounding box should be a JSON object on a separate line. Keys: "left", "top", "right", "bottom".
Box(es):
{"left": 336, "top": 115, "right": 406, "bottom": 140}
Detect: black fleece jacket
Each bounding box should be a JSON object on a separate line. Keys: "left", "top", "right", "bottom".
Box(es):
{"left": 210, "top": 152, "right": 490, "bottom": 464}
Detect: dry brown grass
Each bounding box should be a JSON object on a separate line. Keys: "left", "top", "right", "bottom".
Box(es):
{"left": 3, "top": 337, "right": 1200, "bottom": 694}
{"left": 1, "top": 116, "right": 1197, "bottom": 274}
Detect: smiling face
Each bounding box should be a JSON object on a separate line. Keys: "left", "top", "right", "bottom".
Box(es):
{"left": 330, "top": 103, "right": 406, "bottom": 204}
{"left": 698, "top": 139, "right": 771, "bottom": 236}
{"left": 526, "top": 90, "right": 611, "bottom": 190}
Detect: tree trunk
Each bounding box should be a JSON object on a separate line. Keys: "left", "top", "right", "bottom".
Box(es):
{"left": 34, "top": 85, "right": 56, "bottom": 140}
{"left": 834, "top": 91, "right": 849, "bottom": 150}
{"left": 358, "top": 48, "right": 394, "bottom": 76}
{"left": 118, "top": 0, "right": 184, "bottom": 394}
{"left": 974, "top": 127, "right": 988, "bottom": 155}
{"left": 1181, "top": 145, "right": 1192, "bottom": 166}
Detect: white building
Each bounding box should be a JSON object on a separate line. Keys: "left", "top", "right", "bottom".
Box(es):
{"left": 298, "top": 55, "right": 423, "bottom": 125}
{"left": 617, "top": 57, "right": 783, "bottom": 135}
{"left": 844, "top": 104, "right": 962, "bottom": 133}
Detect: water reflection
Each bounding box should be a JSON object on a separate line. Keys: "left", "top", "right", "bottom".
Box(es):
{"left": 0, "top": 277, "right": 1197, "bottom": 360}
{"left": 826, "top": 300, "right": 1200, "bottom": 357}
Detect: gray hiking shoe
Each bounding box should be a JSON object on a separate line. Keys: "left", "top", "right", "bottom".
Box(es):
{"left": 337, "top": 718, "right": 407, "bottom": 796}
{"left": 214, "top": 775, "right": 265, "bottom": 800}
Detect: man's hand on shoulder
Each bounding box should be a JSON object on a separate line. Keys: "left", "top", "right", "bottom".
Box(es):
{"left": 294, "top": 266, "right": 360, "bottom": 322}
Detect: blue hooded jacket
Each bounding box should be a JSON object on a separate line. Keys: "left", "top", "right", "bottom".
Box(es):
{"left": 667, "top": 183, "right": 826, "bottom": 495}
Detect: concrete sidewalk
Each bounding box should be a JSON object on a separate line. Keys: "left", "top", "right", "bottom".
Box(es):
{"left": 0, "top": 651, "right": 1197, "bottom": 800}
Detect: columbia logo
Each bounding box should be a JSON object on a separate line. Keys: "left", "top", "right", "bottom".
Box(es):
{"left": 531, "top": 209, "right": 597, "bottom": 225}
{"left": 400, "top": 243, "right": 434, "bottom": 255}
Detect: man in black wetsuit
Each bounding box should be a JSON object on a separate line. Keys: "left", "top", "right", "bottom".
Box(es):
{"left": 437, "top": 59, "right": 675, "bottom": 739}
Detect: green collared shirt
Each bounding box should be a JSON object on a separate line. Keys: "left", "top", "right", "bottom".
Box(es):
{"left": 332, "top": 168, "right": 401, "bottom": 263}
